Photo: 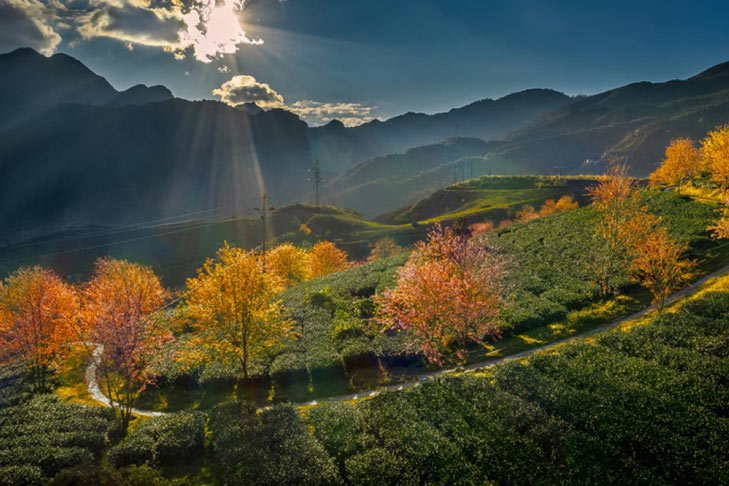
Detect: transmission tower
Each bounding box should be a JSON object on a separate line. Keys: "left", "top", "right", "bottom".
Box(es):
{"left": 308, "top": 159, "right": 324, "bottom": 206}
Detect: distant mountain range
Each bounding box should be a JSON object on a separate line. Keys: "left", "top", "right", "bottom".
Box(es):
{"left": 1, "top": 47, "right": 728, "bottom": 237}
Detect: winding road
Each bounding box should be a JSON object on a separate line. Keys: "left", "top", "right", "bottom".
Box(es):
{"left": 85, "top": 264, "right": 729, "bottom": 416}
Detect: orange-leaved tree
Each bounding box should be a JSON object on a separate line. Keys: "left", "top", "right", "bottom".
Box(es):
{"left": 540, "top": 194, "right": 579, "bottom": 216}
{"left": 700, "top": 124, "right": 729, "bottom": 191}
{"left": 376, "top": 225, "right": 508, "bottom": 365}
{"left": 81, "top": 258, "right": 170, "bottom": 430}
{"left": 178, "top": 243, "right": 292, "bottom": 383}
{"left": 267, "top": 243, "right": 310, "bottom": 286}
{"left": 469, "top": 220, "right": 494, "bottom": 238}
{"left": 587, "top": 164, "right": 643, "bottom": 296}
{"left": 629, "top": 226, "right": 692, "bottom": 312}
{"left": 650, "top": 137, "right": 701, "bottom": 192}
{"left": 0, "top": 266, "right": 78, "bottom": 392}
{"left": 709, "top": 198, "right": 729, "bottom": 239}
{"left": 515, "top": 205, "right": 538, "bottom": 223}
{"left": 308, "top": 241, "right": 350, "bottom": 278}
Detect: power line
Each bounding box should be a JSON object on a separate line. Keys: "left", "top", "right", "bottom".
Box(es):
{"left": 1, "top": 206, "right": 229, "bottom": 253}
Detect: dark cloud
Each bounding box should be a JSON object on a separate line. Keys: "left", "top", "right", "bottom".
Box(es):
{"left": 0, "top": 0, "right": 61, "bottom": 54}
{"left": 78, "top": 2, "right": 186, "bottom": 47}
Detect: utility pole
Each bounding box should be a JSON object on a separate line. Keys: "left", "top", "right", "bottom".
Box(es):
{"left": 251, "top": 192, "right": 275, "bottom": 271}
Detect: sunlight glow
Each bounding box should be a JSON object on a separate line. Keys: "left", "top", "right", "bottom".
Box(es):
{"left": 181, "top": 0, "right": 263, "bottom": 62}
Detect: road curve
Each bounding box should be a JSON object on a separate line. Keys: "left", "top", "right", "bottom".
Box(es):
{"left": 86, "top": 264, "right": 729, "bottom": 414}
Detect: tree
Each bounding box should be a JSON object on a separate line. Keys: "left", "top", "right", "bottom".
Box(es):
{"left": 367, "top": 237, "right": 403, "bottom": 262}
{"left": 308, "top": 241, "right": 349, "bottom": 278}
{"left": 267, "top": 243, "right": 310, "bottom": 286}
{"left": 700, "top": 124, "right": 729, "bottom": 191}
{"left": 554, "top": 194, "right": 579, "bottom": 212}
{"left": 587, "top": 165, "right": 643, "bottom": 296}
{"left": 0, "top": 267, "right": 78, "bottom": 392}
{"left": 376, "top": 225, "right": 508, "bottom": 364}
{"left": 709, "top": 198, "right": 729, "bottom": 239}
{"left": 629, "top": 227, "right": 692, "bottom": 312}
{"left": 650, "top": 138, "right": 701, "bottom": 192}
{"left": 515, "top": 205, "right": 538, "bottom": 223}
{"left": 468, "top": 220, "right": 494, "bottom": 238}
{"left": 540, "top": 195, "right": 579, "bottom": 216}
{"left": 81, "top": 258, "right": 170, "bottom": 430}
{"left": 179, "top": 243, "right": 292, "bottom": 382}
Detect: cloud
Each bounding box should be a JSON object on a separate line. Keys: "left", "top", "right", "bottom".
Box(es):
{"left": 1, "top": 0, "right": 262, "bottom": 62}
{"left": 217, "top": 65, "right": 230, "bottom": 73}
{"left": 213, "top": 74, "right": 377, "bottom": 127}
{"left": 77, "top": 2, "right": 186, "bottom": 48}
{"left": 0, "top": 0, "right": 62, "bottom": 55}
{"left": 288, "top": 100, "right": 376, "bottom": 127}
{"left": 212, "top": 74, "right": 284, "bottom": 108}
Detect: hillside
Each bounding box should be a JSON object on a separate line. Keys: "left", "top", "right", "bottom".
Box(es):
{"left": 0, "top": 176, "right": 597, "bottom": 285}
{"left": 325, "top": 137, "right": 496, "bottom": 216}
{"left": 0, "top": 48, "right": 573, "bottom": 236}
{"left": 379, "top": 176, "right": 595, "bottom": 224}
{"left": 485, "top": 62, "right": 729, "bottom": 175}
{"left": 316, "top": 88, "right": 572, "bottom": 163}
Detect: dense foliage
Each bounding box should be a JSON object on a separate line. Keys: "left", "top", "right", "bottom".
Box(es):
{"left": 109, "top": 412, "right": 205, "bottom": 468}
{"left": 304, "top": 290, "right": 729, "bottom": 485}
{"left": 0, "top": 395, "right": 114, "bottom": 485}
{"left": 209, "top": 402, "right": 341, "bottom": 486}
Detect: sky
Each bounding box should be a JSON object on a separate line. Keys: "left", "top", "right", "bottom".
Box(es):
{"left": 2, "top": 0, "right": 729, "bottom": 126}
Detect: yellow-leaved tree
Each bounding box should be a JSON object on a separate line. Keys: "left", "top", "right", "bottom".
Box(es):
{"left": 650, "top": 137, "right": 701, "bottom": 192}
{"left": 701, "top": 124, "right": 729, "bottom": 191}
{"left": 367, "top": 237, "right": 403, "bottom": 262}
{"left": 178, "top": 243, "right": 292, "bottom": 381}
{"left": 267, "top": 243, "right": 310, "bottom": 286}
{"left": 308, "top": 241, "right": 350, "bottom": 278}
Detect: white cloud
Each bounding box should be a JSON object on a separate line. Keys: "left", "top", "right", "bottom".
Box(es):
{"left": 288, "top": 100, "right": 376, "bottom": 127}
{"left": 217, "top": 65, "right": 230, "bottom": 73}
{"left": 0, "top": 0, "right": 62, "bottom": 55}
{"left": 212, "top": 74, "right": 283, "bottom": 108}
{"left": 213, "top": 74, "right": 377, "bottom": 127}
{"left": 1, "top": 0, "right": 263, "bottom": 62}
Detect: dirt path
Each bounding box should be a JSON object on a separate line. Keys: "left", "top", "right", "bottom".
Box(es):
{"left": 85, "top": 264, "right": 729, "bottom": 414}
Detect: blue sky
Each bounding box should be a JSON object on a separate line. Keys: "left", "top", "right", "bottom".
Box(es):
{"left": 2, "top": 0, "right": 729, "bottom": 124}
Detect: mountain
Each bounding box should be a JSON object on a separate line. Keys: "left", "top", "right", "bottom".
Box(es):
{"left": 325, "top": 137, "right": 496, "bottom": 217}
{"left": 308, "top": 89, "right": 573, "bottom": 171}
{"left": 479, "top": 62, "right": 729, "bottom": 175}
{"left": 109, "top": 84, "right": 173, "bottom": 106}
{"left": 0, "top": 100, "right": 314, "bottom": 235}
{"left": 0, "top": 48, "right": 571, "bottom": 235}
{"left": 0, "top": 48, "right": 175, "bottom": 129}
{"left": 0, "top": 48, "right": 116, "bottom": 129}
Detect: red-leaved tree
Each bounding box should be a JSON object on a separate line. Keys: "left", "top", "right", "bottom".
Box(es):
{"left": 81, "top": 258, "right": 170, "bottom": 430}
{"left": 376, "top": 225, "right": 508, "bottom": 364}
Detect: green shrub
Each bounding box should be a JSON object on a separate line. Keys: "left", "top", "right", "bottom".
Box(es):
{"left": 0, "top": 465, "right": 43, "bottom": 486}
{"left": 109, "top": 412, "right": 205, "bottom": 468}
{"left": 0, "top": 396, "right": 113, "bottom": 481}
{"left": 210, "top": 402, "right": 341, "bottom": 486}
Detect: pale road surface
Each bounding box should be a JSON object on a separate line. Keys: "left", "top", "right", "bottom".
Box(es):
{"left": 85, "top": 264, "right": 729, "bottom": 416}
